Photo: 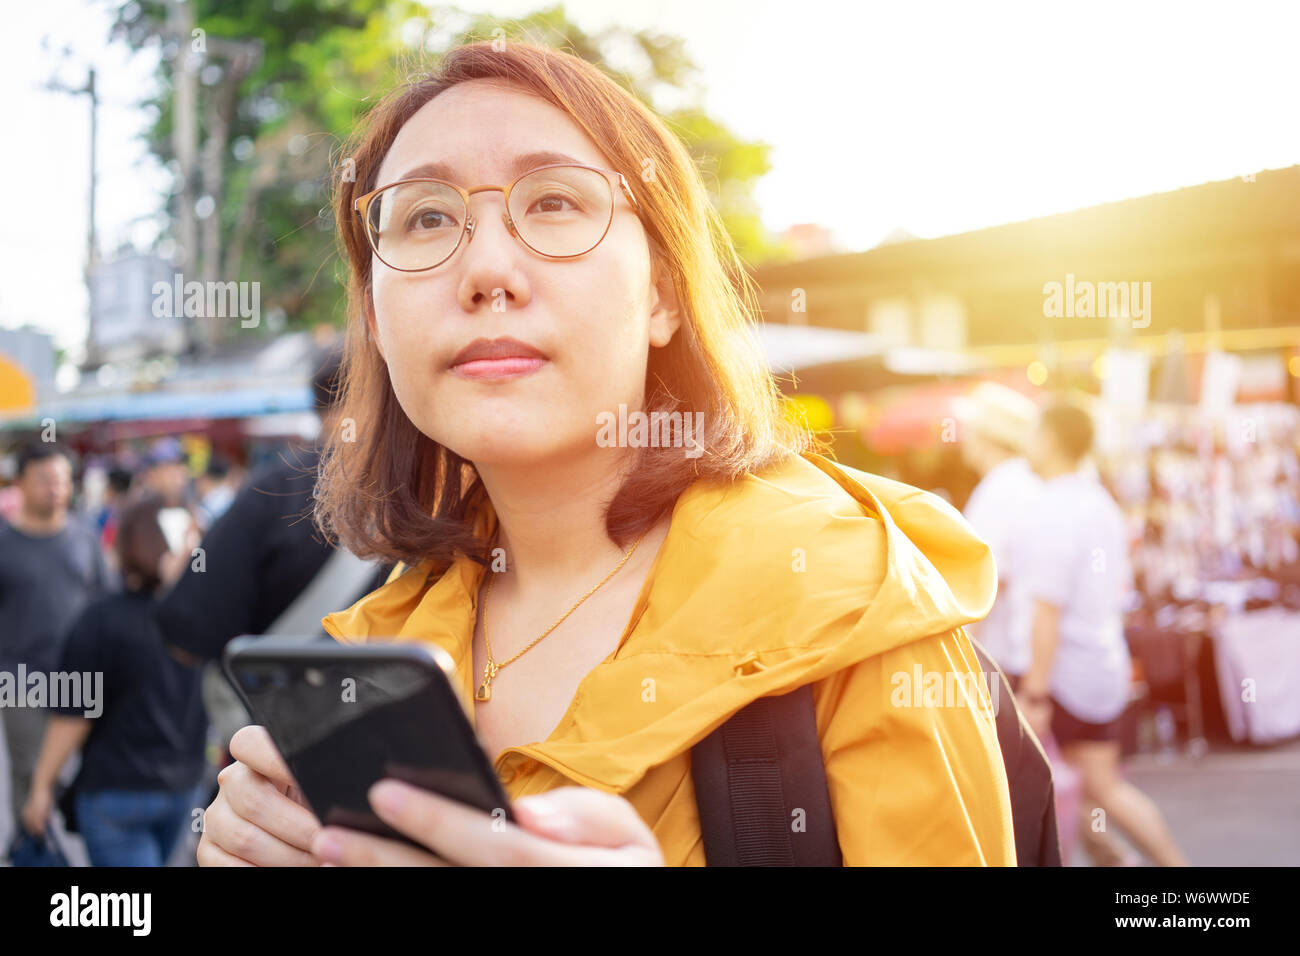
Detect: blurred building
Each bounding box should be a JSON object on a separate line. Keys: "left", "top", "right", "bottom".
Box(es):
{"left": 752, "top": 166, "right": 1300, "bottom": 391}
{"left": 0, "top": 329, "right": 333, "bottom": 481}
{"left": 90, "top": 249, "right": 187, "bottom": 365}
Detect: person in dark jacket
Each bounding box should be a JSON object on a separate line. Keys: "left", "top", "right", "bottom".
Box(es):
{"left": 154, "top": 344, "right": 392, "bottom": 667}
{"left": 152, "top": 344, "right": 393, "bottom": 789}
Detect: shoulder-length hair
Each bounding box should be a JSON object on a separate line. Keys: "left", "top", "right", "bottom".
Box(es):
{"left": 115, "top": 492, "right": 168, "bottom": 594}
{"left": 316, "top": 40, "right": 816, "bottom": 570}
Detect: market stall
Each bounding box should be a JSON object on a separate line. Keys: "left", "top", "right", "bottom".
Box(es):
{"left": 1097, "top": 398, "right": 1300, "bottom": 750}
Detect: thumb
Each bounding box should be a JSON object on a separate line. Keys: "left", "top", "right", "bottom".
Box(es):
{"left": 514, "top": 786, "right": 656, "bottom": 850}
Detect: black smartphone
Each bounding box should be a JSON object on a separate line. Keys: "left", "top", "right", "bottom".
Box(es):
{"left": 222, "top": 636, "right": 515, "bottom": 850}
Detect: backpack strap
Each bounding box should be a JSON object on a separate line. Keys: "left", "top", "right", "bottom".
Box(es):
{"left": 967, "top": 636, "right": 1063, "bottom": 867}
{"left": 691, "top": 638, "right": 1064, "bottom": 867}
{"left": 691, "top": 683, "right": 842, "bottom": 866}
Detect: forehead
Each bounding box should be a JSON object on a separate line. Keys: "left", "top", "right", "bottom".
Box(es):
{"left": 24, "top": 455, "right": 70, "bottom": 475}
{"left": 376, "top": 80, "right": 612, "bottom": 189}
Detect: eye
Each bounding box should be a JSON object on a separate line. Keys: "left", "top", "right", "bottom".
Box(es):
{"left": 405, "top": 207, "right": 459, "bottom": 232}
{"left": 526, "top": 191, "right": 581, "bottom": 216}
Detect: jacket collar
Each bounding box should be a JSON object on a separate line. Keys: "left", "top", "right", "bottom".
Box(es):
{"left": 322, "top": 451, "right": 995, "bottom": 793}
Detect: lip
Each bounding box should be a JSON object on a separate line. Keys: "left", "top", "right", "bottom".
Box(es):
{"left": 451, "top": 356, "right": 546, "bottom": 381}
{"left": 451, "top": 336, "right": 547, "bottom": 365}
{"left": 449, "top": 337, "right": 548, "bottom": 381}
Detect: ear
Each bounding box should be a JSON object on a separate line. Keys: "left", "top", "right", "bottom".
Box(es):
{"left": 646, "top": 246, "right": 682, "bottom": 349}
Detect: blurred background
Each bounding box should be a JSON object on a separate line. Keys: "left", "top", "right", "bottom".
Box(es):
{"left": 1, "top": 1, "right": 1298, "bottom": 866}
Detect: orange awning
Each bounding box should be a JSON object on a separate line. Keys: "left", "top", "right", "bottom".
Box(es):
{"left": 0, "top": 354, "right": 35, "bottom": 414}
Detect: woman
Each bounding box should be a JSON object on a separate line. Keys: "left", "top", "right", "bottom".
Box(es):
{"left": 198, "top": 40, "right": 1013, "bottom": 867}
{"left": 22, "top": 492, "right": 209, "bottom": 866}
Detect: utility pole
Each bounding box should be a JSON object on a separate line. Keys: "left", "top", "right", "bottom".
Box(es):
{"left": 168, "top": 0, "right": 203, "bottom": 356}
{"left": 46, "top": 67, "right": 99, "bottom": 369}
{"left": 199, "top": 34, "right": 262, "bottom": 352}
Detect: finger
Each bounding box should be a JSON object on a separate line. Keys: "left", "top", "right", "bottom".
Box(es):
{"left": 513, "top": 786, "right": 659, "bottom": 851}
{"left": 369, "top": 781, "right": 554, "bottom": 866}
{"left": 311, "top": 826, "right": 449, "bottom": 867}
{"left": 217, "top": 761, "right": 322, "bottom": 852}
{"left": 203, "top": 791, "right": 321, "bottom": 866}
{"left": 228, "top": 725, "right": 296, "bottom": 791}
{"left": 196, "top": 838, "right": 258, "bottom": 867}
{"left": 368, "top": 781, "right": 633, "bottom": 867}
{"left": 286, "top": 783, "right": 311, "bottom": 810}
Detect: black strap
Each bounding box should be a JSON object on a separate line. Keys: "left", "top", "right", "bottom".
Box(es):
{"left": 691, "top": 683, "right": 842, "bottom": 866}
{"left": 693, "top": 640, "right": 1063, "bottom": 866}
{"left": 967, "top": 637, "right": 1063, "bottom": 866}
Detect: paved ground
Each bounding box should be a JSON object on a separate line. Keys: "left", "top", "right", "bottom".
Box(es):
{"left": 1065, "top": 736, "right": 1300, "bottom": 866}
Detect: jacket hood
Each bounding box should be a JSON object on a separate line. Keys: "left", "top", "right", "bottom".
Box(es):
{"left": 321, "top": 450, "right": 996, "bottom": 793}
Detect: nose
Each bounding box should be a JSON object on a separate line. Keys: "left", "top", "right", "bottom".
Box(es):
{"left": 455, "top": 191, "right": 531, "bottom": 312}
{"left": 463, "top": 190, "right": 519, "bottom": 251}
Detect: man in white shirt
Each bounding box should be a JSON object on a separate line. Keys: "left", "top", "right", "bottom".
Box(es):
{"left": 1019, "top": 400, "right": 1187, "bottom": 866}
{"left": 958, "top": 382, "right": 1044, "bottom": 682}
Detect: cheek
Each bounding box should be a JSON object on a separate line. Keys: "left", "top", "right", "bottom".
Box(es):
{"left": 371, "top": 274, "right": 444, "bottom": 371}
{"left": 369, "top": 277, "right": 446, "bottom": 429}
{"left": 565, "top": 256, "right": 652, "bottom": 372}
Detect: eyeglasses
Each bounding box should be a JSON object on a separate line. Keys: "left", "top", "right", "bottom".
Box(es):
{"left": 353, "top": 163, "right": 643, "bottom": 273}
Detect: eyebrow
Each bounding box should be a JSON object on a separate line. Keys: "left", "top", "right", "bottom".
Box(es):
{"left": 389, "top": 151, "right": 589, "bottom": 187}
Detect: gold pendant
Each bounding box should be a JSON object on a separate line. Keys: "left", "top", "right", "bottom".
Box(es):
{"left": 476, "top": 661, "right": 498, "bottom": 702}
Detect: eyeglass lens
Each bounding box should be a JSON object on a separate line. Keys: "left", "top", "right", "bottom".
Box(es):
{"left": 365, "top": 166, "right": 615, "bottom": 270}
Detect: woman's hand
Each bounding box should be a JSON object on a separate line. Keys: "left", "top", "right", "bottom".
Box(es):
{"left": 311, "top": 781, "right": 665, "bottom": 867}
{"left": 196, "top": 725, "right": 324, "bottom": 866}
{"left": 20, "top": 782, "right": 53, "bottom": 837}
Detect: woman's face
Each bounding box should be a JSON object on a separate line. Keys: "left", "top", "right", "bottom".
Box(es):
{"left": 367, "top": 79, "right": 681, "bottom": 469}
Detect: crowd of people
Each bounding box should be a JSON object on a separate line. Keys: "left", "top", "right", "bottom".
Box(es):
{"left": 0, "top": 346, "right": 391, "bottom": 866}
{"left": 0, "top": 440, "right": 207, "bottom": 865}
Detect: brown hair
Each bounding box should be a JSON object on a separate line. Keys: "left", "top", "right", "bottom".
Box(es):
{"left": 315, "top": 40, "right": 818, "bottom": 570}
{"left": 1040, "top": 400, "right": 1095, "bottom": 463}
{"left": 115, "top": 493, "right": 169, "bottom": 594}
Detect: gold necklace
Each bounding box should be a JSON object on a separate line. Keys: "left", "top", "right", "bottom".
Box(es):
{"left": 475, "top": 527, "right": 651, "bottom": 702}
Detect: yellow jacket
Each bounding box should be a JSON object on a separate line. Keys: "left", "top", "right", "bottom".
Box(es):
{"left": 321, "top": 450, "right": 1016, "bottom": 866}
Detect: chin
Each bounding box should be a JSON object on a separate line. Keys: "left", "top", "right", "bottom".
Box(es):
{"left": 441, "top": 430, "right": 571, "bottom": 469}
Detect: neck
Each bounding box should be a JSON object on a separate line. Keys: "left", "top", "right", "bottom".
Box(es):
{"left": 474, "top": 447, "right": 657, "bottom": 598}
{"left": 1037, "top": 457, "right": 1079, "bottom": 481}
{"left": 16, "top": 506, "right": 65, "bottom": 536}
{"left": 981, "top": 449, "right": 1017, "bottom": 474}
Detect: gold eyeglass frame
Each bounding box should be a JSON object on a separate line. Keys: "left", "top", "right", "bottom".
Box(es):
{"left": 352, "top": 162, "right": 644, "bottom": 273}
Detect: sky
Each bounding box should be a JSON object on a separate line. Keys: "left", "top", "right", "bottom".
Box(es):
{"left": 4, "top": 0, "right": 1299, "bottom": 360}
